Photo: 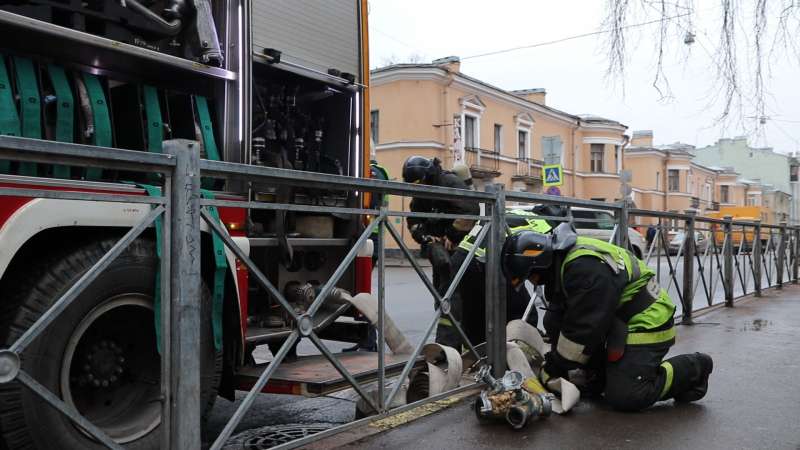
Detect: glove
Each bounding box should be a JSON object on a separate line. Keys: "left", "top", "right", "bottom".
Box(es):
{"left": 541, "top": 350, "right": 571, "bottom": 382}
{"left": 410, "top": 223, "right": 431, "bottom": 245}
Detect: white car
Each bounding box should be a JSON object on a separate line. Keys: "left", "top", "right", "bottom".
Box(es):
{"left": 512, "top": 206, "right": 647, "bottom": 259}
{"left": 668, "top": 231, "right": 709, "bottom": 255}
{"left": 569, "top": 208, "right": 647, "bottom": 259}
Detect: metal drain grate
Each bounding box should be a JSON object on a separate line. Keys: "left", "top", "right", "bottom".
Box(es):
{"left": 228, "top": 424, "right": 333, "bottom": 449}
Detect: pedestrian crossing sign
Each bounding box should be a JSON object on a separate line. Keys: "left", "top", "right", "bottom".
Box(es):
{"left": 542, "top": 164, "right": 563, "bottom": 187}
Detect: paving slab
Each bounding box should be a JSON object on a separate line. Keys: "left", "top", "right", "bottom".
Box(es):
{"left": 339, "top": 286, "right": 800, "bottom": 450}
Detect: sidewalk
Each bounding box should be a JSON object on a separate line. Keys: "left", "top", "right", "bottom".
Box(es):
{"left": 336, "top": 286, "right": 800, "bottom": 450}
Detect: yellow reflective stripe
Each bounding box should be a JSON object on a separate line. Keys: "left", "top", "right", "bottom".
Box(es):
{"left": 659, "top": 361, "right": 674, "bottom": 399}
{"left": 438, "top": 317, "right": 454, "bottom": 327}
{"left": 626, "top": 327, "right": 676, "bottom": 345}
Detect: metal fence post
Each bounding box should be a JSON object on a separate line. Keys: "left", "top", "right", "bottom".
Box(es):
{"left": 753, "top": 220, "right": 762, "bottom": 297}
{"left": 164, "top": 139, "right": 202, "bottom": 450}
{"left": 723, "top": 216, "right": 734, "bottom": 307}
{"left": 682, "top": 210, "right": 696, "bottom": 324}
{"left": 794, "top": 227, "right": 800, "bottom": 284}
{"left": 485, "top": 184, "right": 506, "bottom": 378}
{"left": 615, "top": 201, "right": 629, "bottom": 249}
{"left": 777, "top": 222, "right": 787, "bottom": 289}
{"left": 377, "top": 206, "right": 386, "bottom": 412}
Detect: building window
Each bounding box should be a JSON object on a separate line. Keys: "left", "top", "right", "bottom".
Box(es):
{"left": 590, "top": 144, "right": 604, "bottom": 172}
{"left": 494, "top": 124, "right": 502, "bottom": 153}
{"left": 668, "top": 169, "right": 680, "bottom": 192}
{"left": 518, "top": 129, "right": 529, "bottom": 159}
{"left": 720, "top": 185, "right": 730, "bottom": 203}
{"left": 656, "top": 171, "right": 660, "bottom": 190}
{"left": 791, "top": 165, "right": 798, "bottom": 182}
{"left": 464, "top": 115, "right": 476, "bottom": 149}
{"left": 370, "top": 110, "right": 379, "bottom": 146}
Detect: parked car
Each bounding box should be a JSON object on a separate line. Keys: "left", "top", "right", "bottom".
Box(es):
{"left": 514, "top": 206, "right": 646, "bottom": 259}
{"left": 569, "top": 208, "right": 647, "bottom": 259}
{"left": 668, "top": 231, "right": 709, "bottom": 255}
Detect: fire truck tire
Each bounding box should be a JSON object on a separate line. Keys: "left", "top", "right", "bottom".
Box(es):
{"left": 0, "top": 237, "right": 222, "bottom": 450}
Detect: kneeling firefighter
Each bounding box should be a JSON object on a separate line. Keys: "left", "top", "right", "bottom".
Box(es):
{"left": 438, "top": 206, "right": 559, "bottom": 349}
{"left": 502, "top": 224, "right": 713, "bottom": 411}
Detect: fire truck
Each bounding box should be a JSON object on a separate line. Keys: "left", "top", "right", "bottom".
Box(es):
{"left": 0, "top": 1, "right": 381, "bottom": 448}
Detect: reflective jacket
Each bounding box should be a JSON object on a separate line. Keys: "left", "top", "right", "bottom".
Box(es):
{"left": 370, "top": 163, "right": 390, "bottom": 235}
{"left": 458, "top": 209, "right": 553, "bottom": 259}
{"left": 547, "top": 237, "right": 676, "bottom": 367}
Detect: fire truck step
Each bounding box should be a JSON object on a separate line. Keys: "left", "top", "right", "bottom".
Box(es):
{"left": 235, "top": 352, "right": 423, "bottom": 397}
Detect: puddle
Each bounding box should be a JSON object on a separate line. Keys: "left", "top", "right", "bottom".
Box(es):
{"left": 741, "top": 318, "right": 772, "bottom": 331}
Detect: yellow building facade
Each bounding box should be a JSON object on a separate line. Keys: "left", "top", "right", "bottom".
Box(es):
{"left": 623, "top": 130, "right": 788, "bottom": 226}
{"left": 370, "top": 57, "right": 628, "bottom": 246}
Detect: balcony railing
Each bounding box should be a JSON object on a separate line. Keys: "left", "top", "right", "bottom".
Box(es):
{"left": 511, "top": 157, "right": 543, "bottom": 184}
{"left": 464, "top": 147, "right": 501, "bottom": 178}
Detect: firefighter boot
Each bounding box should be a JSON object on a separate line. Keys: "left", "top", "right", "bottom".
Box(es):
{"left": 663, "top": 352, "right": 713, "bottom": 403}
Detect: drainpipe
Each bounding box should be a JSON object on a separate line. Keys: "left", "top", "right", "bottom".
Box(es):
{"left": 663, "top": 152, "right": 669, "bottom": 211}
{"left": 572, "top": 120, "right": 578, "bottom": 197}
{"left": 620, "top": 134, "right": 630, "bottom": 173}
{"left": 442, "top": 70, "right": 455, "bottom": 161}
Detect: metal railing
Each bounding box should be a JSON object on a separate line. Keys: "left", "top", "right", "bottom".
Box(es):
{"left": 464, "top": 146, "right": 501, "bottom": 177}
{"left": 0, "top": 135, "right": 799, "bottom": 450}
{"left": 631, "top": 208, "right": 798, "bottom": 324}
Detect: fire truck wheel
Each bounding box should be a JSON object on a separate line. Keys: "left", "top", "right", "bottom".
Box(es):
{"left": 0, "top": 237, "right": 222, "bottom": 450}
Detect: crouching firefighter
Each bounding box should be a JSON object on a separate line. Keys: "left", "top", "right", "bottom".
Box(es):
{"left": 437, "top": 208, "right": 554, "bottom": 349}
{"left": 501, "top": 224, "right": 714, "bottom": 411}
{"left": 402, "top": 155, "right": 478, "bottom": 307}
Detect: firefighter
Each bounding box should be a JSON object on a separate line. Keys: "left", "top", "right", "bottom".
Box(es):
{"left": 443, "top": 209, "right": 554, "bottom": 349}
{"left": 345, "top": 160, "right": 390, "bottom": 353}
{"left": 369, "top": 159, "right": 391, "bottom": 266}
{"left": 402, "top": 156, "right": 477, "bottom": 288}
{"left": 451, "top": 162, "right": 474, "bottom": 189}
{"left": 501, "top": 224, "right": 714, "bottom": 411}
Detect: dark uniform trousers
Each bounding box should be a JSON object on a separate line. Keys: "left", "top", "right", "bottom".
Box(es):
{"left": 436, "top": 249, "right": 535, "bottom": 348}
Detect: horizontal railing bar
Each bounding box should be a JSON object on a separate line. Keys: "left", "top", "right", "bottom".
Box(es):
{"left": 505, "top": 191, "right": 622, "bottom": 209}
{"left": 200, "top": 160, "right": 494, "bottom": 201}
{"left": 0, "top": 135, "right": 176, "bottom": 171}
{"left": 200, "top": 198, "right": 489, "bottom": 221}
{"left": 0, "top": 187, "right": 165, "bottom": 204}
{"left": 201, "top": 198, "right": 377, "bottom": 216}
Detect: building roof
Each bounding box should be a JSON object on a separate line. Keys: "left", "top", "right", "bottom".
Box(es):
{"left": 626, "top": 145, "right": 693, "bottom": 157}
{"left": 371, "top": 62, "right": 627, "bottom": 130}
{"left": 511, "top": 88, "right": 546, "bottom": 95}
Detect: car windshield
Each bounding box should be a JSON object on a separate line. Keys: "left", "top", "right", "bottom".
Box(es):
{"left": 671, "top": 231, "right": 704, "bottom": 242}
{"left": 572, "top": 210, "right": 616, "bottom": 230}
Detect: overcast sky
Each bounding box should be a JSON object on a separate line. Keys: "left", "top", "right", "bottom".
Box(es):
{"left": 368, "top": 0, "right": 800, "bottom": 154}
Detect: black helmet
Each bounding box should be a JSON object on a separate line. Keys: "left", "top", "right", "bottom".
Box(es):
{"left": 402, "top": 156, "right": 434, "bottom": 183}
{"left": 502, "top": 223, "right": 577, "bottom": 286}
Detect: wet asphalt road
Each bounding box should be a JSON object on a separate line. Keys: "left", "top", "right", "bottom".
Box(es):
{"left": 345, "top": 286, "right": 800, "bottom": 450}
{"left": 205, "top": 253, "right": 790, "bottom": 445}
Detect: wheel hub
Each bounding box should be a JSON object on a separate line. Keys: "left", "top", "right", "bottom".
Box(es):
{"left": 61, "top": 294, "right": 161, "bottom": 444}
{"left": 74, "top": 339, "right": 125, "bottom": 389}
